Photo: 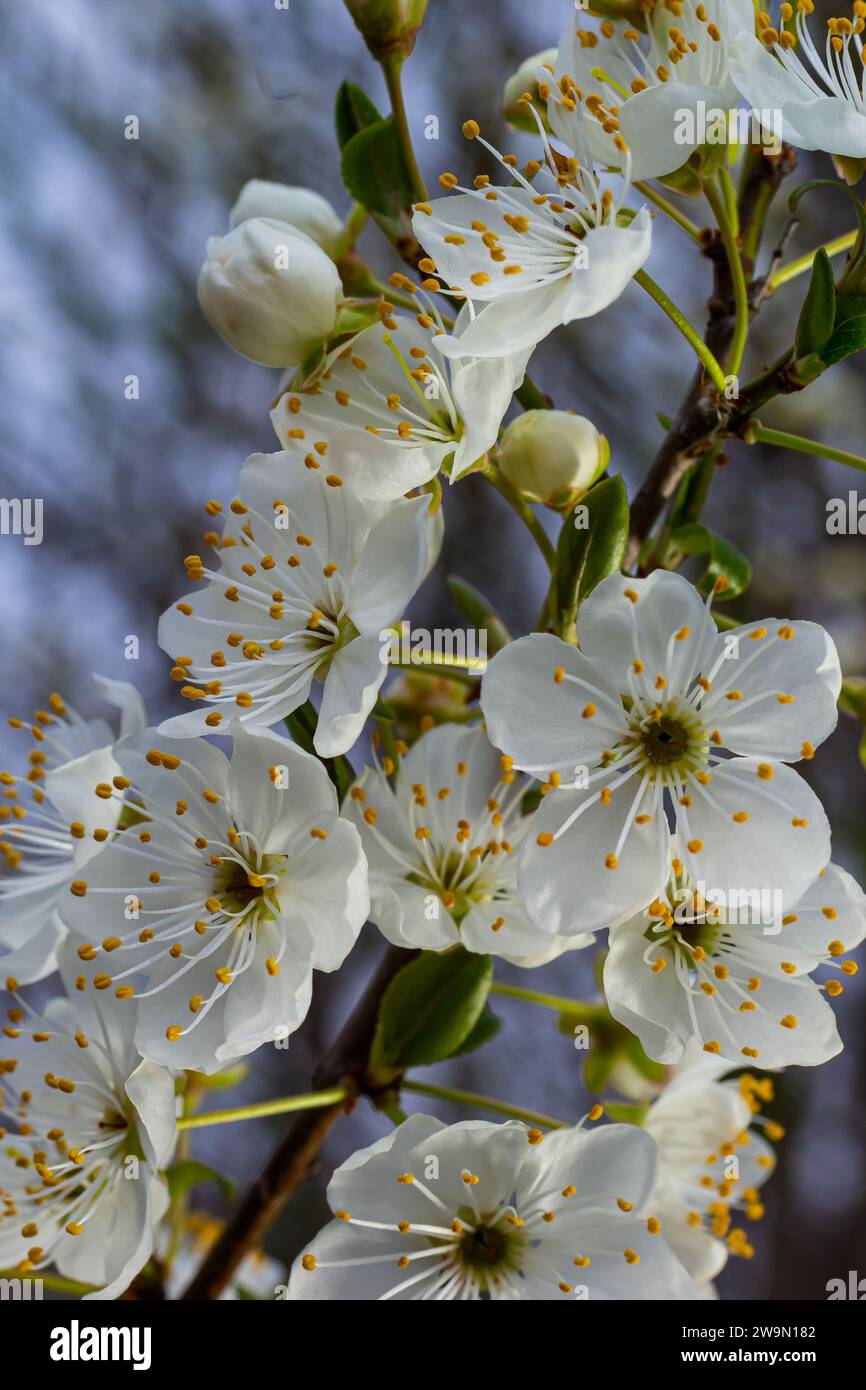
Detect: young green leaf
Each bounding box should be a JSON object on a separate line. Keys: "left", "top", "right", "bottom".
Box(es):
{"left": 820, "top": 292, "right": 866, "bottom": 365}
{"left": 369, "top": 948, "right": 493, "bottom": 1075}
{"left": 341, "top": 116, "right": 417, "bottom": 224}
{"left": 669, "top": 521, "right": 751, "bottom": 599}
{"left": 335, "top": 81, "right": 382, "bottom": 150}
{"left": 796, "top": 246, "right": 837, "bottom": 357}
{"left": 448, "top": 1005, "right": 503, "bottom": 1058}
{"left": 555, "top": 474, "right": 630, "bottom": 638}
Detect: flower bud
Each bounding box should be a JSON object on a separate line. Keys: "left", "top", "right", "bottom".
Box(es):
{"left": 499, "top": 410, "right": 608, "bottom": 507}
{"left": 343, "top": 0, "right": 428, "bottom": 60}
{"left": 197, "top": 219, "right": 342, "bottom": 368}
{"left": 502, "top": 49, "right": 557, "bottom": 133}
{"left": 229, "top": 181, "right": 344, "bottom": 257}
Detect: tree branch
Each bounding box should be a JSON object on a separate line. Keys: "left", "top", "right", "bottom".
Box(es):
{"left": 625, "top": 145, "right": 797, "bottom": 571}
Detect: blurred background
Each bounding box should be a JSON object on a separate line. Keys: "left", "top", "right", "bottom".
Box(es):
{"left": 1, "top": 0, "right": 864, "bottom": 1299}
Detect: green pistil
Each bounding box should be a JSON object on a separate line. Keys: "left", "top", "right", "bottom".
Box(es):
{"left": 642, "top": 715, "right": 692, "bottom": 767}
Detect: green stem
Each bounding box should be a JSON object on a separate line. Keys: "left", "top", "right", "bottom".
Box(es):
{"left": 381, "top": 55, "right": 428, "bottom": 204}
{"left": 633, "top": 269, "right": 728, "bottom": 393}
{"left": 402, "top": 1080, "right": 567, "bottom": 1130}
{"left": 379, "top": 1094, "right": 409, "bottom": 1126}
{"left": 748, "top": 425, "right": 866, "bottom": 475}
{"left": 481, "top": 462, "right": 556, "bottom": 570}
{"left": 633, "top": 181, "right": 703, "bottom": 243}
{"left": 704, "top": 176, "right": 750, "bottom": 377}
{"left": 387, "top": 654, "right": 483, "bottom": 684}
{"left": 176, "top": 1085, "right": 354, "bottom": 1132}
{"left": 167, "top": 1074, "right": 204, "bottom": 1267}
{"left": 0, "top": 1270, "right": 97, "bottom": 1296}
{"left": 770, "top": 231, "right": 858, "bottom": 290}
{"left": 490, "top": 982, "right": 608, "bottom": 1021}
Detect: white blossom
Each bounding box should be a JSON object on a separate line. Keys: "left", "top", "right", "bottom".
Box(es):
{"left": 342, "top": 723, "right": 594, "bottom": 965}
{"left": 480, "top": 570, "right": 840, "bottom": 939}
{"left": 548, "top": 1, "right": 757, "bottom": 181}
{"left": 271, "top": 303, "right": 529, "bottom": 500}
{"left": 731, "top": 4, "right": 866, "bottom": 160}
{"left": 157, "top": 454, "right": 441, "bottom": 757}
{"left": 604, "top": 861, "right": 866, "bottom": 1068}
{"left": 57, "top": 727, "right": 369, "bottom": 1073}
{"left": 0, "top": 946, "right": 175, "bottom": 1299}
{"left": 0, "top": 678, "right": 146, "bottom": 985}
{"left": 411, "top": 116, "right": 651, "bottom": 359}
{"left": 642, "top": 1052, "right": 778, "bottom": 1285}
{"left": 286, "top": 1113, "right": 695, "bottom": 1300}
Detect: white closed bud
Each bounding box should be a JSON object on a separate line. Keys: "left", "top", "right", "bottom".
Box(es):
{"left": 229, "top": 181, "right": 344, "bottom": 257}
{"left": 499, "top": 410, "right": 608, "bottom": 507}
{"left": 197, "top": 219, "right": 343, "bottom": 368}
{"left": 502, "top": 49, "right": 557, "bottom": 132}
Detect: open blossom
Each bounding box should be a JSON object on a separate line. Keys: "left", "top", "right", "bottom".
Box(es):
{"left": 604, "top": 861, "right": 865, "bottom": 1069}
{"left": 197, "top": 219, "right": 343, "bottom": 368}
{"left": 287, "top": 1113, "right": 695, "bottom": 1300}
{"left": 480, "top": 570, "right": 840, "bottom": 939}
{"left": 0, "top": 949, "right": 175, "bottom": 1299}
{"left": 57, "top": 728, "right": 369, "bottom": 1073}
{"left": 229, "top": 180, "right": 345, "bottom": 256}
{"left": 342, "top": 723, "right": 593, "bottom": 965}
{"left": 157, "top": 454, "right": 441, "bottom": 757}
{"left": 0, "top": 678, "right": 146, "bottom": 985}
{"left": 547, "top": 1, "right": 756, "bottom": 182}
{"left": 731, "top": 4, "right": 866, "bottom": 160}
{"left": 411, "top": 116, "right": 651, "bottom": 360}
{"left": 642, "top": 1055, "right": 778, "bottom": 1286}
{"left": 271, "top": 303, "right": 529, "bottom": 500}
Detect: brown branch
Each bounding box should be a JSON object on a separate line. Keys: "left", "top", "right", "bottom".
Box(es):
{"left": 181, "top": 943, "right": 415, "bottom": 1300}
{"left": 625, "top": 146, "right": 797, "bottom": 572}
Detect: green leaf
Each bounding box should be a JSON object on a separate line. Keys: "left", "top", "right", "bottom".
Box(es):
{"left": 341, "top": 116, "right": 416, "bottom": 224}
{"left": 669, "top": 521, "right": 751, "bottom": 599}
{"left": 370, "top": 948, "right": 493, "bottom": 1074}
{"left": 447, "top": 575, "right": 511, "bottom": 656}
{"left": 335, "top": 81, "right": 382, "bottom": 150}
{"left": 820, "top": 292, "right": 866, "bottom": 365}
{"left": 796, "top": 247, "right": 837, "bottom": 357}
{"left": 555, "top": 474, "right": 630, "bottom": 637}
{"left": 449, "top": 1005, "right": 502, "bottom": 1058}
{"left": 167, "top": 1160, "right": 235, "bottom": 1203}
{"left": 860, "top": 727, "right": 866, "bottom": 776}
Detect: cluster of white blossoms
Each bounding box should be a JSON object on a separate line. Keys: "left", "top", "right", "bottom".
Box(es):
{"left": 481, "top": 569, "right": 864, "bottom": 1068}
{"left": 4, "top": 0, "right": 865, "bottom": 1303}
